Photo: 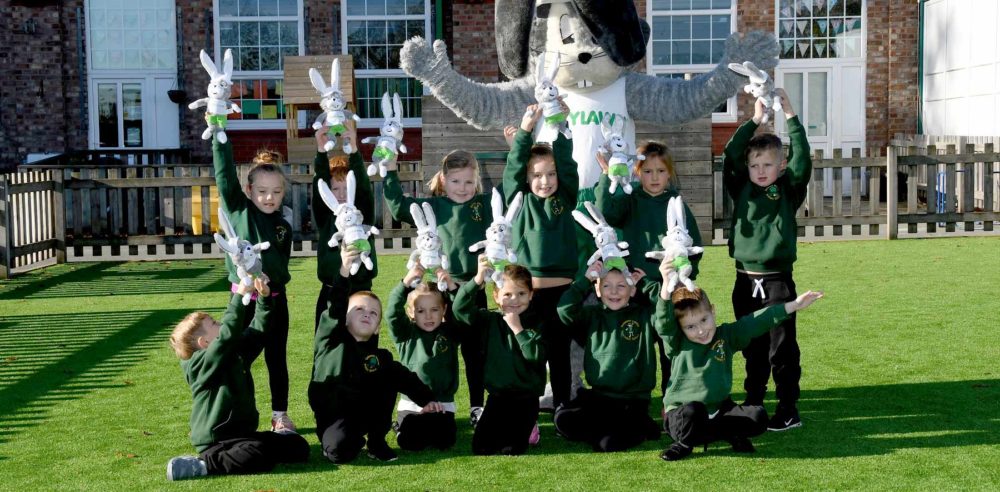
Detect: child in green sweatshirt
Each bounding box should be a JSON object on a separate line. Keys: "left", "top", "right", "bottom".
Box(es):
{"left": 453, "top": 259, "right": 547, "bottom": 456}
{"left": 310, "top": 246, "right": 442, "bottom": 464}
{"left": 386, "top": 263, "right": 462, "bottom": 451}
{"left": 659, "top": 284, "right": 823, "bottom": 461}
{"left": 165, "top": 278, "right": 308, "bottom": 481}
{"left": 722, "top": 89, "right": 813, "bottom": 431}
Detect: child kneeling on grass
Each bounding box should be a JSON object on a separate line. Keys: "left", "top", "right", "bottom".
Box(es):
{"left": 660, "top": 283, "right": 823, "bottom": 461}
{"left": 310, "top": 246, "right": 443, "bottom": 464}
{"left": 166, "top": 276, "right": 309, "bottom": 481}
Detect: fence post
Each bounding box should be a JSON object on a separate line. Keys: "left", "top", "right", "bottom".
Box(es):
{"left": 0, "top": 174, "right": 11, "bottom": 279}
{"left": 52, "top": 170, "right": 66, "bottom": 264}
{"left": 886, "top": 145, "right": 898, "bottom": 239}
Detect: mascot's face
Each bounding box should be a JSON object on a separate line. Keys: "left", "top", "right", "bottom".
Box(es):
{"left": 537, "top": 1, "right": 622, "bottom": 93}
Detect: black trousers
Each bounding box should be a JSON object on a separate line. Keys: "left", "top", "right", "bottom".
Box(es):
{"left": 396, "top": 410, "right": 457, "bottom": 451}
{"left": 732, "top": 271, "right": 800, "bottom": 408}
{"left": 472, "top": 393, "right": 540, "bottom": 456}
{"left": 554, "top": 390, "right": 660, "bottom": 452}
{"left": 528, "top": 283, "right": 573, "bottom": 409}
{"left": 450, "top": 283, "right": 486, "bottom": 408}
{"left": 316, "top": 390, "right": 397, "bottom": 464}
{"left": 665, "top": 399, "right": 767, "bottom": 447}
{"left": 199, "top": 431, "right": 309, "bottom": 475}
{"left": 238, "top": 293, "right": 290, "bottom": 412}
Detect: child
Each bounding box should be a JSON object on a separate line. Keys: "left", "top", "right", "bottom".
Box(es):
{"left": 722, "top": 88, "right": 812, "bottom": 430}
{"left": 383, "top": 148, "right": 492, "bottom": 425}
{"left": 503, "top": 103, "right": 579, "bottom": 413}
{"left": 165, "top": 277, "right": 309, "bottom": 480}
{"left": 312, "top": 123, "right": 378, "bottom": 328}
{"left": 553, "top": 261, "right": 672, "bottom": 452}
{"left": 310, "top": 246, "right": 442, "bottom": 463}
{"left": 212, "top": 135, "right": 296, "bottom": 432}
{"left": 453, "top": 258, "right": 547, "bottom": 456}
{"left": 386, "top": 263, "right": 462, "bottom": 451}
{"left": 659, "top": 284, "right": 823, "bottom": 461}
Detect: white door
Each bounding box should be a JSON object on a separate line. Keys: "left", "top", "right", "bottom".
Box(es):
{"left": 89, "top": 77, "right": 180, "bottom": 151}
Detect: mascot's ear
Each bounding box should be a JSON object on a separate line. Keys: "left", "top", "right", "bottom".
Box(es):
{"left": 573, "top": 0, "right": 650, "bottom": 67}
{"left": 495, "top": 0, "right": 535, "bottom": 79}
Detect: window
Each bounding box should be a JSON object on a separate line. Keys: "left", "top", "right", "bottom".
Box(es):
{"left": 215, "top": 0, "right": 304, "bottom": 126}
{"left": 88, "top": 0, "right": 177, "bottom": 70}
{"left": 648, "top": 0, "right": 736, "bottom": 122}
{"left": 343, "top": 0, "right": 430, "bottom": 127}
{"left": 777, "top": 0, "right": 863, "bottom": 59}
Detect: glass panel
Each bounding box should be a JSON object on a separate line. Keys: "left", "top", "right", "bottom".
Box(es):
{"left": 260, "top": 47, "right": 280, "bottom": 70}
{"left": 259, "top": 0, "right": 278, "bottom": 16}
{"left": 406, "top": 0, "right": 424, "bottom": 15}
{"left": 652, "top": 16, "right": 671, "bottom": 40}
{"left": 672, "top": 0, "right": 691, "bottom": 9}
{"left": 691, "top": 0, "right": 712, "bottom": 9}
{"left": 652, "top": 41, "right": 671, "bottom": 64}
{"left": 221, "top": 22, "right": 238, "bottom": 45}
{"left": 829, "top": 0, "right": 845, "bottom": 15}
{"left": 807, "top": 72, "right": 828, "bottom": 137}
{"left": 712, "top": 15, "right": 730, "bottom": 37}
{"left": 691, "top": 15, "right": 710, "bottom": 39}
{"left": 238, "top": 0, "right": 258, "bottom": 16}
{"left": 691, "top": 40, "right": 710, "bottom": 63}
{"left": 784, "top": 72, "right": 803, "bottom": 117}
{"left": 406, "top": 19, "right": 424, "bottom": 37}
{"left": 122, "top": 83, "right": 143, "bottom": 147}
{"left": 260, "top": 22, "right": 279, "bottom": 45}
{"left": 845, "top": 0, "right": 862, "bottom": 15}
{"left": 240, "top": 47, "right": 260, "bottom": 70}
{"left": 347, "top": 21, "right": 366, "bottom": 45}
{"left": 711, "top": 39, "right": 725, "bottom": 63}
{"left": 219, "top": 0, "right": 238, "bottom": 16}
{"left": 387, "top": 20, "right": 406, "bottom": 44}
{"left": 279, "top": 21, "right": 298, "bottom": 45}
{"left": 368, "top": 21, "right": 387, "bottom": 45}
{"left": 671, "top": 40, "right": 690, "bottom": 64}
{"left": 278, "top": 0, "right": 297, "bottom": 16}
{"left": 240, "top": 22, "right": 260, "bottom": 46}
{"left": 672, "top": 16, "right": 691, "bottom": 39}
{"left": 712, "top": 0, "right": 732, "bottom": 7}
{"left": 349, "top": 45, "right": 368, "bottom": 69}
{"left": 97, "top": 84, "right": 119, "bottom": 148}
{"left": 280, "top": 46, "right": 298, "bottom": 66}
{"left": 369, "top": 45, "right": 388, "bottom": 69}
{"left": 346, "top": 0, "right": 365, "bottom": 16}
{"left": 368, "top": 0, "right": 386, "bottom": 15}
{"left": 386, "top": 0, "right": 405, "bottom": 15}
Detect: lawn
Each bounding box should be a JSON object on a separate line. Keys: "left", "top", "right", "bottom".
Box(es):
{"left": 1, "top": 238, "right": 998, "bottom": 491}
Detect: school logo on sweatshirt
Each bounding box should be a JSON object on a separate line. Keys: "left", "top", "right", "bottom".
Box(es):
{"left": 436, "top": 334, "right": 450, "bottom": 353}
{"left": 711, "top": 340, "right": 726, "bottom": 362}
{"left": 275, "top": 225, "right": 289, "bottom": 244}
{"left": 765, "top": 184, "right": 780, "bottom": 201}
{"left": 549, "top": 197, "right": 565, "bottom": 215}
{"left": 619, "top": 319, "right": 640, "bottom": 341}
{"left": 468, "top": 201, "right": 483, "bottom": 222}
{"left": 363, "top": 354, "right": 380, "bottom": 373}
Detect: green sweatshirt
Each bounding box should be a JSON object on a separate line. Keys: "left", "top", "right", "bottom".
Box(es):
{"left": 723, "top": 116, "right": 812, "bottom": 272}
{"left": 503, "top": 130, "right": 580, "bottom": 279}
{"left": 182, "top": 294, "right": 272, "bottom": 452}
{"left": 386, "top": 281, "right": 461, "bottom": 402}
{"left": 453, "top": 281, "right": 547, "bottom": 396}
{"left": 660, "top": 303, "right": 789, "bottom": 413}
{"left": 212, "top": 139, "right": 292, "bottom": 291}
{"left": 556, "top": 276, "right": 675, "bottom": 400}
{"left": 312, "top": 151, "right": 378, "bottom": 288}
{"left": 382, "top": 171, "right": 491, "bottom": 281}
{"left": 594, "top": 174, "right": 703, "bottom": 282}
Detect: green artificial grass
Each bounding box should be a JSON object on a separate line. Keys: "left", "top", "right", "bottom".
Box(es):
{"left": 1, "top": 238, "right": 998, "bottom": 490}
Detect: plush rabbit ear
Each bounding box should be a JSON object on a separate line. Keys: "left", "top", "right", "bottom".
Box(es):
{"left": 392, "top": 93, "right": 404, "bottom": 123}
{"left": 214, "top": 232, "right": 238, "bottom": 255}
{"left": 535, "top": 53, "right": 546, "bottom": 83}
{"left": 381, "top": 92, "right": 392, "bottom": 120}
{"left": 309, "top": 67, "right": 327, "bottom": 93}
{"left": 665, "top": 197, "right": 679, "bottom": 229}
{"left": 505, "top": 191, "right": 523, "bottom": 224}
{"left": 221, "top": 49, "right": 234, "bottom": 81}
{"left": 600, "top": 117, "right": 612, "bottom": 139}
{"left": 217, "top": 207, "right": 237, "bottom": 240}
{"left": 584, "top": 201, "right": 608, "bottom": 226}
{"left": 317, "top": 179, "right": 342, "bottom": 213}
{"left": 672, "top": 197, "right": 688, "bottom": 232}
{"left": 409, "top": 203, "right": 427, "bottom": 230}
{"left": 346, "top": 170, "right": 357, "bottom": 206}
{"left": 727, "top": 62, "right": 754, "bottom": 78}
{"left": 200, "top": 50, "right": 219, "bottom": 78}
{"left": 547, "top": 52, "right": 560, "bottom": 82}
{"left": 330, "top": 58, "right": 340, "bottom": 91}
{"left": 421, "top": 202, "right": 437, "bottom": 229}
{"left": 490, "top": 188, "right": 504, "bottom": 221}
{"left": 572, "top": 209, "right": 598, "bottom": 235}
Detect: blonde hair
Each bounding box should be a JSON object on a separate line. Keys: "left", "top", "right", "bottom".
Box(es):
{"left": 671, "top": 287, "right": 712, "bottom": 318}
{"left": 169, "top": 312, "right": 212, "bottom": 360}
{"left": 247, "top": 148, "right": 289, "bottom": 193}
{"left": 403, "top": 283, "right": 447, "bottom": 321}
{"left": 428, "top": 150, "right": 482, "bottom": 196}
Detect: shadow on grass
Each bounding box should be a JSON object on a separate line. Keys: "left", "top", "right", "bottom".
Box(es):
{"left": 0, "top": 261, "right": 229, "bottom": 300}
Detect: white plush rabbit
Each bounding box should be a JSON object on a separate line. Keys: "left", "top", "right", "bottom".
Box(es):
{"left": 572, "top": 201, "right": 633, "bottom": 286}
{"left": 361, "top": 92, "right": 407, "bottom": 178}
{"left": 316, "top": 171, "right": 379, "bottom": 275}
{"left": 214, "top": 207, "right": 270, "bottom": 305}
{"left": 468, "top": 188, "right": 523, "bottom": 288}
{"left": 189, "top": 49, "right": 241, "bottom": 144}
{"left": 534, "top": 52, "right": 572, "bottom": 144}
{"left": 599, "top": 117, "right": 645, "bottom": 195}
{"left": 728, "top": 61, "right": 782, "bottom": 124}
{"left": 310, "top": 58, "right": 362, "bottom": 153}
{"left": 645, "top": 196, "right": 704, "bottom": 293}
{"left": 406, "top": 202, "right": 450, "bottom": 291}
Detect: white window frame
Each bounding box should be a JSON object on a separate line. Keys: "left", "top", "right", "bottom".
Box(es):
{"left": 774, "top": 0, "right": 867, "bottom": 61}
{"left": 341, "top": 0, "right": 432, "bottom": 128}
{"left": 213, "top": 0, "right": 306, "bottom": 130}
{"left": 646, "top": 1, "right": 738, "bottom": 123}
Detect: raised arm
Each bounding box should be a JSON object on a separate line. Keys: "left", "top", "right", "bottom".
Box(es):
{"left": 385, "top": 281, "right": 415, "bottom": 344}
{"left": 502, "top": 129, "right": 535, "bottom": 201}
{"left": 312, "top": 151, "right": 333, "bottom": 229}
{"left": 594, "top": 173, "right": 632, "bottom": 227}
{"left": 212, "top": 139, "right": 248, "bottom": 213}
{"left": 784, "top": 116, "right": 812, "bottom": 208}
{"left": 722, "top": 118, "right": 758, "bottom": 200}
{"left": 553, "top": 132, "right": 579, "bottom": 204}
{"left": 556, "top": 276, "right": 593, "bottom": 330}
{"left": 198, "top": 294, "right": 249, "bottom": 376}
{"left": 452, "top": 279, "right": 486, "bottom": 327}
{"left": 351, "top": 151, "right": 375, "bottom": 222}
{"left": 724, "top": 304, "right": 789, "bottom": 351}
{"left": 383, "top": 170, "right": 431, "bottom": 225}
{"left": 315, "top": 267, "right": 352, "bottom": 353}
{"left": 652, "top": 296, "right": 682, "bottom": 357}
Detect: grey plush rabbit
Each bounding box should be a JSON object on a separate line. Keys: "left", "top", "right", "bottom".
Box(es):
{"left": 316, "top": 171, "right": 379, "bottom": 275}
{"left": 600, "top": 117, "right": 644, "bottom": 195}
{"left": 406, "top": 202, "right": 449, "bottom": 291}
{"left": 645, "top": 196, "right": 704, "bottom": 293}
{"left": 310, "top": 58, "right": 362, "bottom": 153}
{"left": 189, "top": 49, "right": 241, "bottom": 144}
{"left": 468, "top": 188, "right": 523, "bottom": 288}
{"left": 214, "top": 207, "right": 270, "bottom": 305}
{"left": 728, "top": 61, "right": 783, "bottom": 124}
{"left": 361, "top": 92, "right": 408, "bottom": 178}
{"left": 534, "top": 52, "right": 572, "bottom": 143}
{"left": 572, "top": 201, "right": 633, "bottom": 286}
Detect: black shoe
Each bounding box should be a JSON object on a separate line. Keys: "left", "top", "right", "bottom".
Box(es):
{"left": 659, "top": 442, "right": 692, "bottom": 461}
{"left": 768, "top": 406, "right": 802, "bottom": 431}
{"left": 366, "top": 440, "right": 398, "bottom": 462}
{"left": 728, "top": 436, "right": 756, "bottom": 453}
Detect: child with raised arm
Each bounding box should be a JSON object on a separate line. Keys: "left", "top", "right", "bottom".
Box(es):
{"left": 385, "top": 263, "right": 462, "bottom": 451}
{"left": 503, "top": 103, "right": 579, "bottom": 416}
{"left": 212, "top": 135, "right": 296, "bottom": 432}
{"left": 453, "top": 258, "right": 547, "bottom": 456}
{"left": 658, "top": 281, "right": 823, "bottom": 461}
{"left": 166, "top": 277, "right": 309, "bottom": 481}
{"left": 383, "top": 148, "right": 492, "bottom": 425}
{"left": 312, "top": 123, "right": 378, "bottom": 328}
{"left": 722, "top": 88, "right": 813, "bottom": 430}
{"left": 310, "top": 246, "right": 441, "bottom": 464}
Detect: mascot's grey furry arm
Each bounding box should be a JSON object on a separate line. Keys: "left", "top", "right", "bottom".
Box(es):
{"left": 401, "top": 0, "right": 779, "bottom": 131}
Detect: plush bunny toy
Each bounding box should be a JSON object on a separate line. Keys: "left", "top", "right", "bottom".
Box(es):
{"left": 728, "top": 61, "right": 783, "bottom": 124}
{"left": 572, "top": 201, "right": 633, "bottom": 286}
{"left": 214, "top": 207, "right": 270, "bottom": 305}
{"left": 361, "top": 92, "right": 408, "bottom": 178}
{"left": 406, "top": 203, "right": 450, "bottom": 291}
{"left": 310, "top": 58, "right": 362, "bottom": 153}
{"left": 600, "top": 117, "right": 645, "bottom": 195}
{"left": 534, "top": 52, "right": 572, "bottom": 144}
{"left": 645, "top": 196, "right": 704, "bottom": 293}
{"left": 468, "top": 188, "right": 524, "bottom": 288}
{"left": 316, "top": 171, "right": 379, "bottom": 275}
{"left": 188, "top": 49, "right": 241, "bottom": 144}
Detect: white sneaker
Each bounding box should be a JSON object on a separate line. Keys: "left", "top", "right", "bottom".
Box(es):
{"left": 166, "top": 456, "right": 207, "bottom": 481}
{"left": 271, "top": 413, "right": 298, "bottom": 434}
{"left": 469, "top": 407, "right": 484, "bottom": 428}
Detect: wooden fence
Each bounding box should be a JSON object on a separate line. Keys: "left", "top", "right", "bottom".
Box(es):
{"left": 0, "top": 170, "right": 64, "bottom": 278}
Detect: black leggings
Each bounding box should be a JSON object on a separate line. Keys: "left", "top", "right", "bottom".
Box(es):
{"left": 665, "top": 399, "right": 767, "bottom": 447}
{"left": 239, "top": 293, "right": 289, "bottom": 412}
{"left": 199, "top": 431, "right": 309, "bottom": 475}
{"left": 396, "top": 410, "right": 457, "bottom": 451}
{"left": 732, "top": 271, "right": 799, "bottom": 408}
{"left": 527, "top": 283, "right": 573, "bottom": 409}
{"left": 472, "top": 393, "right": 539, "bottom": 456}
{"left": 554, "top": 390, "right": 660, "bottom": 452}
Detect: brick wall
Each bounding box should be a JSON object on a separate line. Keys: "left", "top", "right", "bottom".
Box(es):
{"left": 451, "top": 0, "right": 501, "bottom": 82}
{"left": 866, "top": 0, "right": 920, "bottom": 149}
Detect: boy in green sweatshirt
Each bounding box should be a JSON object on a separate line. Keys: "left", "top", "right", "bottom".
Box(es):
{"left": 659, "top": 285, "right": 823, "bottom": 461}
{"left": 310, "top": 247, "right": 442, "bottom": 464}
{"left": 723, "top": 89, "right": 813, "bottom": 430}
{"left": 453, "top": 258, "right": 547, "bottom": 456}
{"left": 165, "top": 277, "right": 308, "bottom": 481}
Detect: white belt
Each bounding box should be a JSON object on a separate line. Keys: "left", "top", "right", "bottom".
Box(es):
{"left": 397, "top": 399, "right": 456, "bottom": 413}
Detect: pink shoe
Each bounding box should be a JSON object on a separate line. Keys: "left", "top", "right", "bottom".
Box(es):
{"left": 528, "top": 423, "right": 540, "bottom": 446}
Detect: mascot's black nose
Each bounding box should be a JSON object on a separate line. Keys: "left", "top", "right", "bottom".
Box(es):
{"left": 578, "top": 52, "right": 592, "bottom": 64}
